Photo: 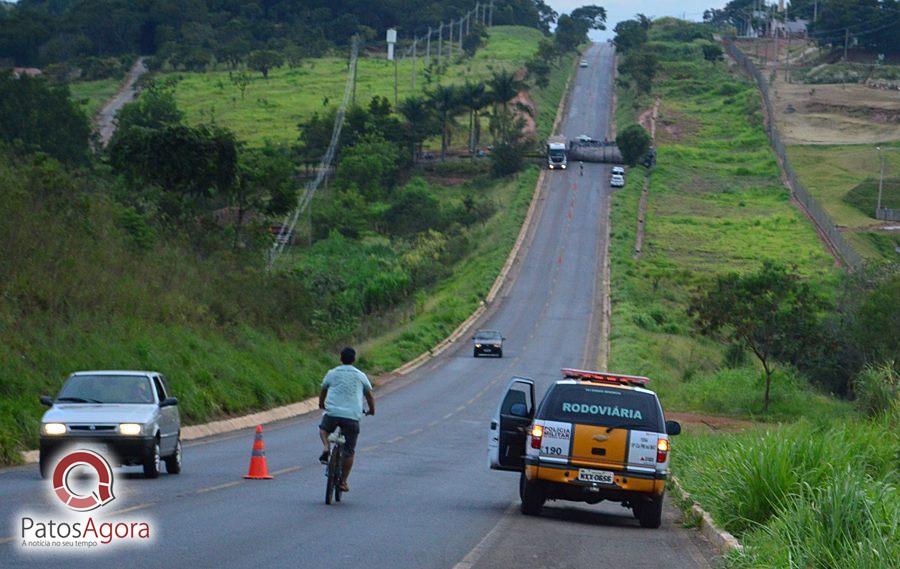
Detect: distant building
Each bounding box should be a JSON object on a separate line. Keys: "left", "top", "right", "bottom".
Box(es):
{"left": 772, "top": 19, "right": 809, "bottom": 38}
{"left": 12, "top": 67, "right": 43, "bottom": 78}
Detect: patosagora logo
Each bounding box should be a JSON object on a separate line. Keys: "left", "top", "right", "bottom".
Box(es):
{"left": 52, "top": 450, "right": 115, "bottom": 512}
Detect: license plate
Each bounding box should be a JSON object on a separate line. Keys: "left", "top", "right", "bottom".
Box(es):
{"left": 577, "top": 468, "right": 615, "bottom": 485}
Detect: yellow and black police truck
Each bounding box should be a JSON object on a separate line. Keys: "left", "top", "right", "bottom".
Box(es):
{"left": 488, "top": 369, "right": 681, "bottom": 528}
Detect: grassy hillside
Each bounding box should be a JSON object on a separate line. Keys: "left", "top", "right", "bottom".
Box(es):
{"left": 160, "top": 26, "right": 544, "bottom": 146}
{"left": 68, "top": 78, "right": 121, "bottom": 119}
{"left": 787, "top": 143, "right": 900, "bottom": 262}
{"left": 0, "top": 36, "right": 574, "bottom": 465}
{"left": 608, "top": 32, "right": 843, "bottom": 421}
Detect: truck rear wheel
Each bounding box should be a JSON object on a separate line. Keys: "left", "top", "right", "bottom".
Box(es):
{"left": 634, "top": 494, "right": 664, "bottom": 528}
{"left": 519, "top": 473, "right": 545, "bottom": 516}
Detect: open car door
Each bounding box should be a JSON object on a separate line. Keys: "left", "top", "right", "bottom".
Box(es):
{"left": 488, "top": 377, "right": 535, "bottom": 471}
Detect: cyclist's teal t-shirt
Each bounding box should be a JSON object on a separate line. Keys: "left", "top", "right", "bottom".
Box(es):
{"left": 322, "top": 365, "right": 372, "bottom": 421}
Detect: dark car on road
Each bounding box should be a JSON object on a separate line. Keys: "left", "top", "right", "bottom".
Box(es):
{"left": 473, "top": 330, "right": 504, "bottom": 358}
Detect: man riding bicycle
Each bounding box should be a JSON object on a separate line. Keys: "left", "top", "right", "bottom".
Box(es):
{"left": 318, "top": 347, "right": 375, "bottom": 492}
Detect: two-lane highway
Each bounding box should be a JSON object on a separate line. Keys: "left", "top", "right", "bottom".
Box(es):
{"left": 0, "top": 43, "right": 714, "bottom": 568}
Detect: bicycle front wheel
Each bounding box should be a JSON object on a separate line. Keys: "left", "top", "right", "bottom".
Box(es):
{"left": 325, "top": 448, "right": 339, "bottom": 505}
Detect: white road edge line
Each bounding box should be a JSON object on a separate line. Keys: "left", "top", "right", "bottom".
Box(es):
{"left": 451, "top": 503, "right": 517, "bottom": 569}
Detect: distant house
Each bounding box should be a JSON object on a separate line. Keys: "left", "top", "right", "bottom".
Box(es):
{"left": 12, "top": 67, "right": 42, "bottom": 78}
{"left": 772, "top": 19, "right": 809, "bottom": 38}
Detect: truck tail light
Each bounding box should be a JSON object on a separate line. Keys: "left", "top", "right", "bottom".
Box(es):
{"left": 657, "top": 438, "right": 669, "bottom": 463}
{"left": 530, "top": 424, "right": 544, "bottom": 449}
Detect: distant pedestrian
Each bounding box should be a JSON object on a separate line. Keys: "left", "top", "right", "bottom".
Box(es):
{"left": 579, "top": 161, "right": 584, "bottom": 176}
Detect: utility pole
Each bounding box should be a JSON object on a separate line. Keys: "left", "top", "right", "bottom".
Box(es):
{"left": 489, "top": 0, "right": 494, "bottom": 27}
{"left": 394, "top": 49, "right": 398, "bottom": 107}
{"left": 843, "top": 28, "right": 849, "bottom": 61}
{"left": 785, "top": 6, "right": 791, "bottom": 82}
{"left": 437, "top": 22, "right": 443, "bottom": 65}
{"left": 412, "top": 38, "right": 417, "bottom": 91}
{"left": 448, "top": 19, "right": 454, "bottom": 60}
{"left": 813, "top": 0, "right": 818, "bottom": 22}
{"left": 876, "top": 147, "right": 885, "bottom": 217}
{"left": 459, "top": 18, "right": 464, "bottom": 52}
{"left": 426, "top": 27, "right": 431, "bottom": 65}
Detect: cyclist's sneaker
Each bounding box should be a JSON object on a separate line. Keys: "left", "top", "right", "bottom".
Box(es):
{"left": 340, "top": 481, "right": 350, "bottom": 492}
{"left": 319, "top": 450, "right": 329, "bottom": 464}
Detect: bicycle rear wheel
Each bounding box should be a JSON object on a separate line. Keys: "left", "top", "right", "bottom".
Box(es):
{"left": 333, "top": 446, "right": 343, "bottom": 502}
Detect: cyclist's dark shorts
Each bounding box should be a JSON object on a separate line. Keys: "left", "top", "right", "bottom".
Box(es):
{"left": 319, "top": 415, "right": 360, "bottom": 455}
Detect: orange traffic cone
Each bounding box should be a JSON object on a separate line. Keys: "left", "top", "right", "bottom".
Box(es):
{"left": 243, "top": 425, "right": 274, "bottom": 479}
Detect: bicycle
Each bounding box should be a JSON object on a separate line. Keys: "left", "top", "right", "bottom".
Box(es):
{"left": 324, "top": 427, "right": 345, "bottom": 505}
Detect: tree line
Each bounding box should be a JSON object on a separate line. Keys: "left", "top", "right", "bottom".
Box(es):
{"left": 0, "top": 0, "right": 555, "bottom": 69}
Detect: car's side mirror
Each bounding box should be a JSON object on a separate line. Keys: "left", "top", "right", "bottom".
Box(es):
{"left": 666, "top": 420, "right": 682, "bottom": 436}
{"left": 509, "top": 403, "right": 529, "bottom": 418}
{"left": 160, "top": 397, "right": 178, "bottom": 408}
{"left": 39, "top": 395, "right": 54, "bottom": 407}
{"left": 502, "top": 337, "right": 507, "bottom": 341}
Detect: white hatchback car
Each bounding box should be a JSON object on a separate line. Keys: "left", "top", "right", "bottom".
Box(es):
{"left": 39, "top": 371, "right": 182, "bottom": 479}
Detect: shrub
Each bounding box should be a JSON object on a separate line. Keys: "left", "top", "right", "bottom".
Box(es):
{"left": 853, "top": 361, "right": 898, "bottom": 417}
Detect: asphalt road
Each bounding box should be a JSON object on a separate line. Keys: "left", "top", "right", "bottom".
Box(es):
{"left": 0, "top": 43, "right": 715, "bottom": 568}
{"left": 97, "top": 57, "right": 147, "bottom": 145}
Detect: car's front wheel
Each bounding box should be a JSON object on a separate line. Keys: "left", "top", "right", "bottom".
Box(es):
{"left": 164, "top": 438, "right": 182, "bottom": 475}
{"left": 143, "top": 439, "right": 161, "bottom": 479}
{"left": 519, "top": 473, "right": 545, "bottom": 516}
{"left": 39, "top": 452, "right": 49, "bottom": 479}
{"left": 473, "top": 349, "right": 479, "bottom": 358}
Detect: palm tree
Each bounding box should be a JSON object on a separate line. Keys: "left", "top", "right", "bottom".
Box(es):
{"left": 427, "top": 85, "right": 460, "bottom": 161}
{"left": 399, "top": 95, "right": 434, "bottom": 162}
{"left": 487, "top": 69, "right": 525, "bottom": 113}
{"left": 458, "top": 81, "right": 488, "bottom": 157}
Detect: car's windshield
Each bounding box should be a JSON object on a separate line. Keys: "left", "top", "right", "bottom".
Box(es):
{"left": 549, "top": 149, "right": 565, "bottom": 159}
{"left": 475, "top": 331, "right": 502, "bottom": 340}
{"left": 539, "top": 385, "right": 662, "bottom": 432}
{"left": 58, "top": 375, "right": 155, "bottom": 404}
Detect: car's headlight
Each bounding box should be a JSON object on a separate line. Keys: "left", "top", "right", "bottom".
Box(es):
{"left": 561, "top": 164, "right": 567, "bottom": 169}
{"left": 475, "top": 344, "right": 482, "bottom": 348}
{"left": 118, "top": 423, "right": 143, "bottom": 436}
{"left": 43, "top": 423, "right": 67, "bottom": 436}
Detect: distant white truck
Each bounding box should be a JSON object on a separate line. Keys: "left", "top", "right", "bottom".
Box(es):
{"left": 547, "top": 136, "right": 568, "bottom": 170}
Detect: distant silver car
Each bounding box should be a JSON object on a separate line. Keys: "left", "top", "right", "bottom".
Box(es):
{"left": 580, "top": 59, "right": 589, "bottom": 68}
{"left": 610, "top": 174, "right": 625, "bottom": 188}
{"left": 39, "top": 371, "right": 182, "bottom": 479}
{"left": 611, "top": 166, "right": 626, "bottom": 176}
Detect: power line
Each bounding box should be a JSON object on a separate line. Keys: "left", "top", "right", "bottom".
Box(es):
{"left": 267, "top": 35, "right": 361, "bottom": 269}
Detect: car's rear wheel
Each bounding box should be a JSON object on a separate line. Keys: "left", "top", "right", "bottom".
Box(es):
{"left": 519, "top": 473, "right": 545, "bottom": 516}
{"left": 164, "top": 438, "right": 182, "bottom": 474}
{"left": 143, "top": 440, "right": 161, "bottom": 479}
{"left": 634, "top": 494, "right": 664, "bottom": 528}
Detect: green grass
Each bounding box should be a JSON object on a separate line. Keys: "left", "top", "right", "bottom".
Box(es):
{"left": 787, "top": 144, "right": 900, "bottom": 262}
{"left": 360, "top": 168, "right": 539, "bottom": 372}
{"left": 163, "top": 26, "right": 544, "bottom": 146}
{"left": 68, "top": 78, "right": 121, "bottom": 118}
{"left": 608, "top": 55, "right": 840, "bottom": 421}
{"left": 674, "top": 416, "right": 899, "bottom": 568}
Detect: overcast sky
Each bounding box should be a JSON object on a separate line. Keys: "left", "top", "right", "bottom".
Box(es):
{"left": 548, "top": 0, "right": 730, "bottom": 39}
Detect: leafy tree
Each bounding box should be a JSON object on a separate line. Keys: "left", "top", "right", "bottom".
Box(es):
{"left": 229, "top": 71, "right": 252, "bottom": 101}
{"left": 384, "top": 182, "right": 443, "bottom": 237}
{"left": 462, "top": 24, "right": 488, "bottom": 57}
{"left": 613, "top": 20, "right": 648, "bottom": 52}
{"left": 689, "top": 262, "right": 827, "bottom": 412}
{"left": 217, "top": 38, "right": 251, "bottom": 70}
{"left": 615, "top": 124, "right": 651, "bottom": 167}
{"left": 526, "top": 56, "right": 551, "bottom": 89}
{"left": 427, "top": 85, "right": 460, "bottom": 161}
{"left": 334, "top": 138, "right": 400, "bottom": 201}
{"left": 247, "top": 50, "right": 284, "bottom": 79}
{"left": 702, "top": 43, "right": 724, "bottom": 62}
{"left": 570, "top": 5, "right": 607, "bottom": 32}
{"left": 0, "top": 73, "right": 91, "bottom": 165}
{"left": 398, "top": 96, "right": 436, "bottom": 162}
{"left": 232, "top": 145, "right": 297, "bottom": 247}
{"left": 458, "top": 81, "right": 489, "bottom": 156}
{"left": 487, "top": 69, "right": 524, "bottom": 112}
{"left": 621, "top": 48, "right": 658, "bottom": 93}
{"left": 112, "top": 82, "right": 183, "bottom": 137}
{"left": 109, "top": 123, "right": 239, "bottom": 217}
{"left": 553, "top": 14, "right": 584, "bottom": 53}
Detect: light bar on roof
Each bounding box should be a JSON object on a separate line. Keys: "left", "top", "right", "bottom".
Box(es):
{"left": 561, "top": 368, "right": 650, "bottom": 386}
